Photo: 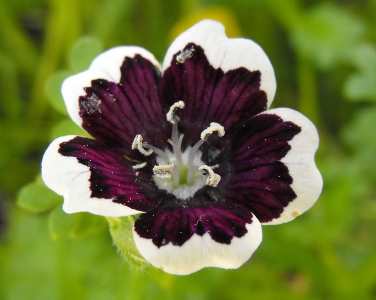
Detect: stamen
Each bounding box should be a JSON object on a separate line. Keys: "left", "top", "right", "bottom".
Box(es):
{"left": 131, "top": 134, "right": 153, "bottom": 156}
{"left": 82, "top": 93, "right": 102, "bottom": 114}
{"left": 200, "top": 122, "right": 225, "bottom": 141}
{"left": 199, "top": 165, "right": 221, "bottom": 187}
{"left": 153, "top": 163, "right": 175, "bottom": 179}
{"left": 132, "top": 162, "right": 147, "bottom": 170}
{"left": 166, "top": 101, "right": 185, "bottom": 124}
{"left": 176, "top": 46, "right": 195, "bottom": 64}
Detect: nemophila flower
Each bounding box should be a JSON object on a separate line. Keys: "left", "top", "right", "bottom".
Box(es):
{"left": 42, "top": 20, "right": 322, "bottom": 275}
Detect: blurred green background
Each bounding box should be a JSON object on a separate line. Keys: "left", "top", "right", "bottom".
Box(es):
{"left": 1, "top": 0, "right": 376, "bottom": 299}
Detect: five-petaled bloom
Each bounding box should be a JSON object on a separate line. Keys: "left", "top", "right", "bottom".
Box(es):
{"left": 42, "top": 20, "right": 323, "bottom": 275}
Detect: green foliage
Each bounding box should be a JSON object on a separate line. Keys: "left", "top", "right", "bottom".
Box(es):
{"left": 45, "top": 70, "right": 71, "bottom": 115}
{"left": 48, "top": 207, "right": 106, "bottom": 240}
{"left": 68, "top": 36, "right": 104, "bottom": 72}
{"left": 44, "top": 36, "right": 104, "bottom": 116}
{"left": 344, "top": 45, "right": 376, "bottom": 102}
{"left": 1, "top": 0, "right": 376, "bottom": 299}
{"left": 107, "top": 216, "right": 148, "bottom": 269}
{"left": 342, "top": 108, "right": 376, "bottom": 183}
{"left": 50, "top": 119, "right": 88, "bottom": 139}
{"left": 17, "top": 177, "right": 60, "bottom": 213}
{"left": 292, "top": 3, "right": 365, "bottom": 70}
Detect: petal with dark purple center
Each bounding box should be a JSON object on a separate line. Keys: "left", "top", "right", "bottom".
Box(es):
{"left": 133, "top": 203, "right": 262, "bottom": 275}
{"left": 160, "top": 43, "right": 268, "bottom": 146}
{"left": 163, "top": 20, "right": 276, "bottom": 105}
{"left": 41, "top": 135, "right": 158, "bottom": 216}
{"left": 226, "top": 108, "right": 322, "bottom": 224}
{"left": 62, "top": 47, "right": 169, "bottom": 149}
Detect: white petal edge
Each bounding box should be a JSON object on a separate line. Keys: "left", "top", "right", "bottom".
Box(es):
{"left": 41, "top": 135, "right": 142, "bottom": 217}
{"left": 262, "top": 108, "right": 323, "bottom": 225}
{"left": 162, "top": 19, "right": 276, "bottom": 106}
{"left": 61, "top": 46, "right": 160, "bottom": 127}
{"left": 133, "top": 214, "right": 262, "bottom": 275}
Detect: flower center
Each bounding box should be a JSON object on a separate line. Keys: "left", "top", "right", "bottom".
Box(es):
{"left": 131, "top": 101, "right": 224, "bottom": 200}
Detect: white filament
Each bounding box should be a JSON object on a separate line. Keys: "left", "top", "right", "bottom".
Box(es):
{"left": 132, "top": 162, "right": 147, "bottom": 170}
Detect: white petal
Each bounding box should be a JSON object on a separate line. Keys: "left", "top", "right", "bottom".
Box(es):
{"left": 61, "top": 47, "right": 160, "bottom": 127}
{"left": 262, "top": 108, "right": 323, "bottom": 225}
{"left": 41, "top": 135, "right": 142, "bottom": 217}
{"left": 162, "top": 19, "right": 276, "bottom": 106}
{"left": 61, "top": 70, "right": 105, "bottom": 127}
{"left": 89, "top": 46, "right": 161, "bottom": 82}
{"left": 133, "top": 214, "right": 262, "bottom": 275}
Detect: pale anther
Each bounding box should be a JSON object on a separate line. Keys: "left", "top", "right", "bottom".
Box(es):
{"left": 132, "top": 162, "right": 147, "bottom": 170}
{"left": 82, "top": 93, "right": 102, "bottom": 114}
{"left": 166, "top": 100, "right": 185, "bottom": 124}
{"left": 199, "top": 165, "right": 221, "bottom": 187}
{"left": 176, "top": 46, "right": 195, "bottom": 63}
{"left": 200, "top": 122, "right": 225, "bottom": 141}
{"left": 131, "top": 134, "right": 153, "bottom": 156}
{"left": 153, "top": 163, "right": 175, "bottom": 179}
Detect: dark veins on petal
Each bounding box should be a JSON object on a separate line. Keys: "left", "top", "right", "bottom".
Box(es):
{"left": 160, "top": 43, "right": 268, "bottom": 148}
{"left": 57, "top": 44, "right": 303, "bottom": 246}
{"left": 135, "top": 203, "right": 253, "bottom": 247}
{"left": 226, "top": 113, "right": 301, "bottom": 223}
{"left": 58, "top": 136, "right": 159, "bottom": 212}
{"left": 79, "top": 54, "right": 170, "bottom": 151}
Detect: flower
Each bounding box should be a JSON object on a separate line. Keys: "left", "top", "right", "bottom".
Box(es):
{"left": 42, "top": 20, "right": 323, "bottom": 275}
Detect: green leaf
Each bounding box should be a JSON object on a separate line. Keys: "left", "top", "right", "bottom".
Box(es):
{"left": 68, "top": 36, "right": 103, "bottom": 72}
{"left": 342, "top": 108, "right": 376, "bottom": 185}
{"left": 45, "top": 70, "right": 71, "bottom": 114}
{"left": 48, "top": 207, "right": 81, "bottom": 240}
{"left": 292, "top": 3, "right": 365, "bottom": 70}
{"left": 107, "top": 216, "right": 147, "bottom": 269}
{"left": 48, "top": 207, "right": 106, "bottom": 240}
{"left": 50, "top": 119, "right": 88, "bottom": 139}
{"left": 342, "top": 108, "right": 376, "bottom": 151}
{"left": 72, "top": 214, "right": 107, "bottom": 239}
{"left": 17, "top": 178, "right": 61, "bottom": 213}
{"left": 344, "top": 45, "right": 376, "bottom": 102}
